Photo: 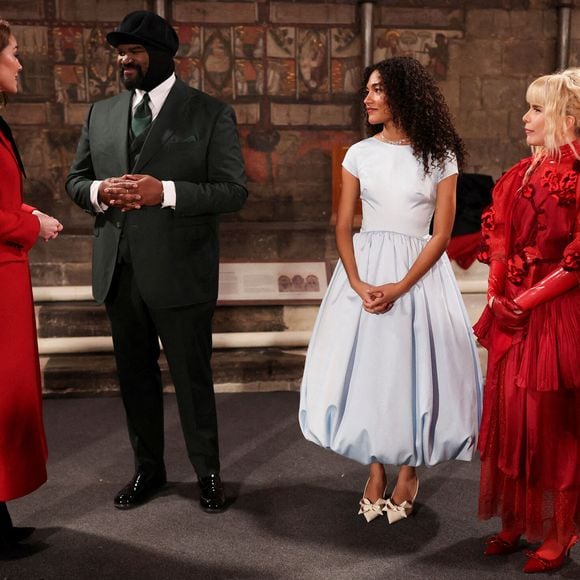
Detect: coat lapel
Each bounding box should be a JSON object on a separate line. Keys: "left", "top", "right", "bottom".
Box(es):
{"left": 0, "top": 116, "right": 25, "bottom": 176}
{"left": 110, "top": 91, "right": 132, "bottom": 172}
{"left": 132, "top": 80, "right": 197, "bottom": 172}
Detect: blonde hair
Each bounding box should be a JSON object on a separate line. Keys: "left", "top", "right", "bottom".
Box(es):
{"left": 526, "top": 68, "right": 580, "bottom": 159}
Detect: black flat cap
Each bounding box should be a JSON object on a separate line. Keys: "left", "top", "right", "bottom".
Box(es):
{"left": 107, "top": 11, "right": 179, "bottom": 55}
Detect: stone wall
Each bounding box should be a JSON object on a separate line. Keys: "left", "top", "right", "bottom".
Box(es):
{"left": 2, "top": 0, "right": 578, "bottom": 236}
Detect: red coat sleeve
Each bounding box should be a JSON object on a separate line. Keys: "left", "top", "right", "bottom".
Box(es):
{"left": 0, "top": 208, "right": 40, "bottom": 251}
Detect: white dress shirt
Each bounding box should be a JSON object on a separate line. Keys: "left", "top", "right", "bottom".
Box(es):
{"left": 89, "top": 73, "right": 178, "bottom": 212}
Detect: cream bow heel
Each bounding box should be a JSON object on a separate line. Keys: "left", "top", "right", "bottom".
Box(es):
{"left": 384, "top": 479, "right": 419, "bottom": 524}
{"left": 358, "top": 479, "right": 388, "bottom": 523}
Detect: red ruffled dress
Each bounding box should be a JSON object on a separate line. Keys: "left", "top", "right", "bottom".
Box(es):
{"left": 474, "top": 143, "right": 580, "bottom": 544}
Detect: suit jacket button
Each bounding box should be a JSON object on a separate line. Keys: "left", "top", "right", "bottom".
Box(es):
{"left": 116, "top": 221, "right": 122, "bottom": 228}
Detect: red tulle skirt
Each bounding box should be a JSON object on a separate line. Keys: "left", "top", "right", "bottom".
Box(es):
{"left": 474, "top": 285, "right": 580, "bottom": 544}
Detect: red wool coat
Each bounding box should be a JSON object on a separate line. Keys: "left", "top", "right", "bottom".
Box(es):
{"left": 0, "top": 123, "right": 47, "bottom": 501}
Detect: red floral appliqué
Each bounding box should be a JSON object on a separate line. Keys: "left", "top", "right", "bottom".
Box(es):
{"left": 507, "top": 253, "right": 528, "bottom": 285}
{"left": 562, "top": 251, "right": 580, "bottom": 270}
{"left": 541, "top": 168, "right": 561, "bottom": 192}
{"left": 539, "top": 167, "right": 578, "bottom": 206}
{"left": 552, "top": 188, "right": 576, "bottom": 206}
{"left": 560, "top": 170, "right": 578, "bottom": 192}
{"left": 521, "top": 184, "right": 535, "bottom": 200}
{"left": 481, "top": 206, "right": 496, "bottom": 231}
{"left": 477, "top": 241, "right": 491, "bottom": 264}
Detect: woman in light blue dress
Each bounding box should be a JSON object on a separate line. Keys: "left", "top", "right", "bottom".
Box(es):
{"left": 299, "top": 57, "right": 482, "bottom": 524}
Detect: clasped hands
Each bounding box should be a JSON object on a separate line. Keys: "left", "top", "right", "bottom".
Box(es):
{"left": 489, "top": 295, "right": 529, "bottom": 331}
{"left": 354, "top": 281, "right": 403, "bottom": 314}
{"left": 98, "top": 174, "right": 163, "bottom": 212}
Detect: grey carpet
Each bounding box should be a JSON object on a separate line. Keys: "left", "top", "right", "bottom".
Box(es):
{"left": 2, "top": 393, "right": 578, "bottom": 579}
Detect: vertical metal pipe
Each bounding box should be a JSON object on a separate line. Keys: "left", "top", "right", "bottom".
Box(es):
{"left": 556, "top": 1, "right": 573, "bottom": 71}
{"left": 359, "top": 1, "right": 376, "bottom": 136}
{"left": 360, "top": 1, "right": 376, "bottom": 70}
{"left": 155, "top": 0, "right": 166, "bottom": 18}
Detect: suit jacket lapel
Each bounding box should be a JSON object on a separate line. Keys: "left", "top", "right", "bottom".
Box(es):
{"left": 133, "top": 80, "right": 196, "bottom": 172}
{"left": 109, "top": 91, "right": 132, "bottom": 173}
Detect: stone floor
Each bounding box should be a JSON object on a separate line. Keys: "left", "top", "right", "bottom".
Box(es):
{"left": 6, "top": 393, "right": 577, "bottom": 579}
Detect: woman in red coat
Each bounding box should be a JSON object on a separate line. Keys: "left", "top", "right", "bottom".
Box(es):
{"left": 0, "top": 19, "right": 63, "bottom": 550}
{"left": 475, "top": 68, "right": 580, "bottom": 573}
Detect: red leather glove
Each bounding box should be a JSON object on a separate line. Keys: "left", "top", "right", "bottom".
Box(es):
{"left": 490, "top": 295, "right": 529, "bottom": 330}
{"left": 487, "top": 260, "right": 506, "bottom": 305}
{"left": 514, "top": 267, "right": 579, "bottom": 311}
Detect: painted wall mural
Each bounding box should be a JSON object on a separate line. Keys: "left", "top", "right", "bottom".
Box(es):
{"left": 11, "top": 26, "right": 51, "bottom": 98}
{"left": 374, "top": 29, "right": 462, "bottom": 81}
{"left": 5, "top": 18, "right": 461, "bottom": 106}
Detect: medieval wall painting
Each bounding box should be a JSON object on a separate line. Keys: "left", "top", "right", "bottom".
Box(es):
{"left": 235, "top": 60, "right": 263, "bottom": 96}
{"left": 84, "top": 28, "right": 118, "bottom": 100}
{"left": 374, "top": 29, "right": 462, "bottom": 81}
{"left": 4, "top": 17, "right": 463, "bottom": 114}
{"left": 331, "top": 28, "right": 360, "bottom": 94}
{"left": 174, "top": 26, "right": 266, "bottom": 98}
{"left": 297, "top": 29, "right": 328, "bottom": 96}
{"left": 234, "top": 26, "right": 264, "bottom": 96}
{"left": 175, "top": 58, "right": 202, "bottom": 90}
{"left": 203, "top": 28, "right": 233, "bottom": 98}
{"left": 52, "top": 27, "right": 118, "bottom": 103}
{"left": 54, "top": 27, "right": 84, "bottom": 63}
{"left": 234, "top": 26, "right": 263, "bottom": 59}
{"left": 12, "top": 26, "right": 52, "bottom": 98}
{"left": 267, "top": 27, "right": 296, "bottom": 97}
{"left": 54, "top": 65, "right": 87, "bottom": 104}
{"left": 175, "top": 25, "right": 202, "bottom": 58}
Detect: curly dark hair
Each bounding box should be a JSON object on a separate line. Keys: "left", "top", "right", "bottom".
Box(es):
{"left": 362, "top": 57, "right": 466, "bottom": 174}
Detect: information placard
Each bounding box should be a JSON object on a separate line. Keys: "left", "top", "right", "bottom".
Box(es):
{"left": 218, "top": 261, "right": 329, "bottom": 304}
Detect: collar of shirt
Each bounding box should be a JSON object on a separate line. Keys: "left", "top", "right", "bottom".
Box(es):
{"left": 132, "top": 73, "right": 176, "bottom": 121}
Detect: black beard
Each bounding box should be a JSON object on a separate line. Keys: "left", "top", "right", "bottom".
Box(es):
{"left": 120, "top": 64, "right": 145, "bottom": 90}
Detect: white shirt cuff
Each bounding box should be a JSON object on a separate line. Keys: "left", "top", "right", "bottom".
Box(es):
{"left": 161, "top": 181, "right": 176, "bottom": 209}
{"left": 90, "top": 181, "right": 109, "bottom": 213}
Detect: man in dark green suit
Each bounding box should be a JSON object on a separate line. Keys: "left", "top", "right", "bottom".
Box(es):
{"left": 66, "top": 11, "right": 247, "bottom": 512}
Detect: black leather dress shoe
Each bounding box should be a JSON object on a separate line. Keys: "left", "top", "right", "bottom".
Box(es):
{"left": 199, "top": 474, "right": 226, "bottom": 512}
{"left": 114, "top": 471, "right": 166, "bottom": 510}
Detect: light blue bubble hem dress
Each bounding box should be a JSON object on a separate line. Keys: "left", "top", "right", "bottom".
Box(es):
{"left": 299, "top": 138, "right": 483, "bottom": 466}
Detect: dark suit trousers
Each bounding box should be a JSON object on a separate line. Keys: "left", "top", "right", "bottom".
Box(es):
{"left": 105, "top": 261, "right": 220, "bottom": 479}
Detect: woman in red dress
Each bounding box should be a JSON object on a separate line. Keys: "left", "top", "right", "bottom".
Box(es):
{"left": 0, "top": 19, "right": 63, "bottom": 550}
{"left": 475, "top": 68, "right": 580, "bottom": 573}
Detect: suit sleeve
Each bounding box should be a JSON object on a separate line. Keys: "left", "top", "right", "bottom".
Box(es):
{"left": 65, "top": 104, "right": 99, "bottom": 215}
{"left": 173, "top": 104, "right": 248, "bottom": 217}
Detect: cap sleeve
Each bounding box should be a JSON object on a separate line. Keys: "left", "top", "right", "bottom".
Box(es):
{"left": 436, "top": 153, "right": 458, "bottom": 183}
{"left": 341, "top": 145, "right": 359, "bottom": 178}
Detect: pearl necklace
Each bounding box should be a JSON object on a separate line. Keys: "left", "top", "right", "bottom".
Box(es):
{"left": 379, "top": 130, "right": 410, "bottom": 145}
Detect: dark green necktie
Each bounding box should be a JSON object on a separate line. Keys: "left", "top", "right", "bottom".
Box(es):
{"left": 131, "top": 93, "right": 152, "bottom": 139}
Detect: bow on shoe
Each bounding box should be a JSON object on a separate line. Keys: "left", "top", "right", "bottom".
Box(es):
{"left": 384, "top": 498, "right": 413, "bottom": 524}
{"left": 358, "top": 497, "right": 387, "bottom": 523}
